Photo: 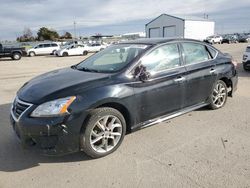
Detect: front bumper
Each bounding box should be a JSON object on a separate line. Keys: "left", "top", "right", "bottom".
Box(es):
{"left": 10, "top": 99, "right": 87, "bottom": 156}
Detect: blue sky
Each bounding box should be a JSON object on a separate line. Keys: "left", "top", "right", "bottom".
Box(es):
{"left": 0, "top": 0, "right": 250, "bottom": 40}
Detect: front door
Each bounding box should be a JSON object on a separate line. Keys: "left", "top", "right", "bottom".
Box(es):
{"left": 131, "top": 43, "right": 187, "bottom": 124}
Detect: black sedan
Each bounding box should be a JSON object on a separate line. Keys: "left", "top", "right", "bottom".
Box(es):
{"left": 10, "top": 38, "right": 238, "bottom": 158}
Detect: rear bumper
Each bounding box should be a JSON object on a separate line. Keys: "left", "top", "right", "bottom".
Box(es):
{"left": 231, "top": 70, "right": 238, "bottom": 94}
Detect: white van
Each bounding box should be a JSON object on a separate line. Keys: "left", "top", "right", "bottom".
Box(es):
{"left": 27, "top": 43, "right": 60, "bottom": 56}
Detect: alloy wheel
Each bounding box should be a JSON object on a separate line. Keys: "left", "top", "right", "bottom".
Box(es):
{"left": 212, "top": 82, "right": 227, "bottom": 108}
{"left": 90, "top": 115, "right": 123, "bottom": 153}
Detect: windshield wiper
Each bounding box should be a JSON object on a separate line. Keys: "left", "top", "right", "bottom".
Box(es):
{"left": 77, "top": 66, "right": 100, "bottom": 73}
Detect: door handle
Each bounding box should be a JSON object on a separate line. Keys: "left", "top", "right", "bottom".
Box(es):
{"left": 210, "top": 68, "right": 216, "bottom": 74}
{"left": 174, "top": 76, "right": 185, "bottom": 82}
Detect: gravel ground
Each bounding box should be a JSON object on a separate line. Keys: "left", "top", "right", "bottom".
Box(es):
{"left": 0, "top": 43, "right": 249, "bottom": 188}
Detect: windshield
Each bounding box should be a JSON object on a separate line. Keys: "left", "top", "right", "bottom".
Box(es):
{"left": 75, "top": 44, "right": 149, "bottom": 73}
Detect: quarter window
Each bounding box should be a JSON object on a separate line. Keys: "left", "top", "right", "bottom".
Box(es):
{"left": 140, "top": 44, "right": 181, "bottom": 73}
{"left": 182, "top": 43, "right": 210, "bottom": 65}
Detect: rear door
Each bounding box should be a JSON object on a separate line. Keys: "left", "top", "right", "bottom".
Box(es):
{"left": 180, "top": 42, "right": 217, "bottom": 107}
{"left": 43, "top": 44, "right": 52, "bottom": 54}
{"left": 131, "top": 43, "right": 187, "bottom": 123}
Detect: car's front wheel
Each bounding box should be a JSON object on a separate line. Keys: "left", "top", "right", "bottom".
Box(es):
{"left": 208, "top": 80, "right": 228, "bottom": 110}
{"left": 29, "top": 51, "right": 35, "bottom": 57}
{"left": 81, "top": 107, "right": 126, "bottom": 158}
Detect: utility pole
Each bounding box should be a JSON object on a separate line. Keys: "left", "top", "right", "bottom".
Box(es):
{"left": 74, "top": 21, "right": 76, "bottom": 40}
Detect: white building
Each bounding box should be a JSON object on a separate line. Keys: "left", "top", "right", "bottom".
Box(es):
{"left": 145, "top": 14, "right": 215, "bottom": 40}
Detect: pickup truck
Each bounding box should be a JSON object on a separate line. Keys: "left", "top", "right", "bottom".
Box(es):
{"left": 0, "top": 43, "right": 26, "bottom": 60}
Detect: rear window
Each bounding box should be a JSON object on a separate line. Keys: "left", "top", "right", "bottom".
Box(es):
{"left": 246, "top": 47, "right": 250, "bottom": 52}
{"left": 182, "top": 43, "right": 210, "bottom": 65}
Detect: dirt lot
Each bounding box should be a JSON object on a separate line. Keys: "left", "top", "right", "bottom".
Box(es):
{"left": 0, "top": 43, "right": 250, "bottom": 188}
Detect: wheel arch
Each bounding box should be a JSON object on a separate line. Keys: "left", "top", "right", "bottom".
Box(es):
{"left": 96, "top": 102, "right": 132, "bottom": 133}
{"left": 219, "top": 77, "right": 233, "bottom": 97}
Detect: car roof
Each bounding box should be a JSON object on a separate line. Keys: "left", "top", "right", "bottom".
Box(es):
{"left": 119, "top": 38, "right": 205, "bottom": 45}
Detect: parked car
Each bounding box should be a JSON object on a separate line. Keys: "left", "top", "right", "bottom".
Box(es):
{"left": 238, "top": 35, "right": 249, "bottom": 43}
{"left": 243, "top": 45, "right": 250, "bottom": 71}
{"left": 205, "top": 35, "right": 223, "bottom": 44}
{"left": 221, "top": 35, "right": 238, "bottom": 44}
{"left": 87, "top": 43, "right": 106, "bottom": 52}
{"left": 10, "top": 39, "right": 238, "bottom": 158}
{"left": 27, "top": 43, "right": 60, "bottom": 56}
{"left": 56, "top": 44, "right": 89, "bottom": 56}
{"left": 0, "top": 43, "right": 26, "bottom": 60}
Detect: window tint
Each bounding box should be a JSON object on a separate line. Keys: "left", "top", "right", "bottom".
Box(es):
{"left": 140, "top": 44, "right": 181, "bottom": 73}
{"left": 38, "top": 44, "right": 44, "bottom": 48}
{"left": 51, "top": 43, "right": 58, "bottom": 47}
{"left": 44, "top": 44, "right": 51, "bottom": 48}
{"left": 182, "top": 43, "right": 210, "bottom": 65}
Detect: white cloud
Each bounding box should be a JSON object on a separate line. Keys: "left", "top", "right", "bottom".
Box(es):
{"left": 0, "top": 0, "right": 249, "bottom": 39}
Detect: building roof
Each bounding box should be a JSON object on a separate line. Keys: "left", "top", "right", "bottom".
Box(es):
{"left": 146, "top": 14, "right": 213, "bottom": 26}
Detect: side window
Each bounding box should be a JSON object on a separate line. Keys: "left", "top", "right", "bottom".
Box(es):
{"left": 140, "top": 43, "right": 181, "bottom": 73}
{"left": 51, "top": 43, "right": 58, "bottom": 47}
{"left": 207, "top": 47, "right": 217, "bottom": 58}
{"left": 44, "top": 44, "right": 51, "bottom": 48}
{"left": 182, "top": 43, "right": 210, "bottom": 65}
{"left": 38, "top": 44, "right": 44, "bottom": 48}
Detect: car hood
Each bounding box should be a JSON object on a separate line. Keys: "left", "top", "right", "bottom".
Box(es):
{"left": 17, "top": 67, "right": 111, "bottom": 104}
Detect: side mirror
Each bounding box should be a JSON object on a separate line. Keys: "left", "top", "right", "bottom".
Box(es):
{"left": 134, "top": 65, "right": 150, "bottom": 82}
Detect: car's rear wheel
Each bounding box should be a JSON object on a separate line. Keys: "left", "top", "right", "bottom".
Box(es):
{"left": 81, "top": 107, "right": 126, "bottom": 158}
{"left": 208, "top": 80, "right": 228, "bottom": 110}
{"left": 62, "top": 52, "right": 68, "bottom": 57}
{"left": 83, "top": 51, "right": 88, "bottom": 56}
{"left": 29, "top": 51, "right": 35, "bottom": 57}
{"left": 51, "top": 50, "right": 57, "bottom": 55}
{"left": 12, "top": 52, "right": 21, "bottom": 60}
{"left": 243, "top": 63, "right": 250, "bottom": 71}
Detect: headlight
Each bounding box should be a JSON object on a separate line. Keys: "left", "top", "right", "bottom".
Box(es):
{"left": 31, "top": 96, "right": 76, "bottom": 117}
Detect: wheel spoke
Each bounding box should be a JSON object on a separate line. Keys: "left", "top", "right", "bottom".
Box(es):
{"left": 104, "top": 139, "right": 108, "bottom": 151}
{"left": 97, "top": 121, "right": 105, "bottom": 131}
{"left": 91, "top": 135, "right": 103, "bottom": 144}
{"left": 111, "top": 123, "right": 122, "bottom": 131}
{"left": 102, "top": 116, "right": 109, "bottom": 127}
{"left": 111, "top": 132, "right": 121, "bottom": 137}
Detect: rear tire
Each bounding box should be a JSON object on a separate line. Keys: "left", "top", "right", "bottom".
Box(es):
{"left": 243, "top": 64, "right": 250, "bottom": 71}
{"left": 11, "top": 52, "right": 21, "bottom": 60}
{"left": 81, "top": 107, "right": 126, "bottom": 158}
{"left": 208, "top": 80, "right": 228, "bottom": 110}
{"left": 62, "top": 52, "right": 68, "bottom": 57}
{"left": 83, "top": 51, "right": 88, "bottom": 56}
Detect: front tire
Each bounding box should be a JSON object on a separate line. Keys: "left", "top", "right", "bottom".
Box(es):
{"left": 81, "top": 107, "right": 126, "bottom": 158}
{"left": 208, "top": 80, "right": 228, "bottom": 110}
{"left": 29, "top": 51, "right": 35, "bottom": 57}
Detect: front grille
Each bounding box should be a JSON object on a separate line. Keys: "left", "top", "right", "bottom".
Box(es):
{"left": 11, "top": 97, "right": 32, "bottom": 121}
